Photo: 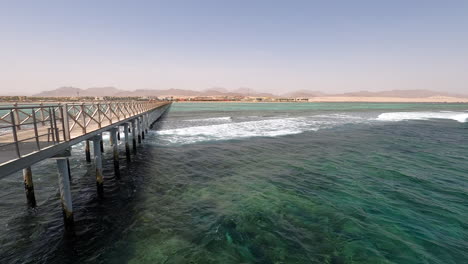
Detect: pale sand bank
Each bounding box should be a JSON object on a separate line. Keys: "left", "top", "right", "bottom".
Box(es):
{"left": 307, "top": 96, "right": 468, "bottom": 103}
{"left": 175, "top": 96, "right": 468, "bottom": 103}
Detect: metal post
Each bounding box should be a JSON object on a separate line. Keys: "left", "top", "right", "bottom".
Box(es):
{"left": 52, "top": 107, "right": 60, "bottom": 142}
{"left": 23, "top": 167, "right": 36, "bottom": 207}
{"left": 92, "top": 136, "right": 104, "bottom": 196}
{"left": 32, "top": 108, "right": 41, "bottom": 150}
{"left": 62, "top": 104, "right": 71, "bottom": 141}
{"left": 131, "top": 119, "right": 137, "bottom": 154}
{"left": 85, "top": 140, "right": 91, "bottom": 162}
{"left": 81, "top": 103, "right": 87, "bottom": 134}
{"left": 56, "top": 158, "right": 74, "bottom": 230}
{"left": 39, "top": 103, "right": 45, "bottom": 126}
{"left": 97, "top": 103, "right": 102, "bottom": 128}
{"left": 137, "top": 117, "right": 142, "bottom": 143}
{"left": 10, "top": 110, "right": 21, "bottom": 158}
{"left": 13, "top": 103, "right": 21, "bottom": 130}
{"left": 110, "top": 128, "right": 120, "bottom": 178}
{"left": 117, "top": 126, "right": 121, "bottom": 140}
{"left": 123, "top": 123, "right": 131, "bottom": 162}
{"left": 48, "top": 107, "right": 56, "bottom": 143}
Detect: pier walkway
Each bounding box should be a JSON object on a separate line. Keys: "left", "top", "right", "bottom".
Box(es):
{"left": 0, "top": 101, "right": 171, "bottom": 229}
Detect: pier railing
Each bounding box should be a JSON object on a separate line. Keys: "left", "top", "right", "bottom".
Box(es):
{"left": 0, "top": 101, "right": 165, "bottom": 161}
{"left": 0, "top": 100, "right": 172, "bottom": 228}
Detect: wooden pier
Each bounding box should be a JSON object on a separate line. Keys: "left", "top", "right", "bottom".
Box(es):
{"left": 0, "top": 100, "right": 171, "bottom": 229}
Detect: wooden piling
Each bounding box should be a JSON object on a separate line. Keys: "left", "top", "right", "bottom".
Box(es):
{"left": 56, "top": 158, "right": 74, "bottom": 229}
{"left": 110, "top": 128, "right": 120, "bottom": 178}
{"left": 137, "top": 117, "right": 142, "bottom": 143}
{"left": 124, "top": 123, "right": 131, "bottom": 162}
{"left": 85, "top": 140, "right": 91, "bottom": 162}
{"left": 141, "top": 115, "right": 145, "bottom": 140}
{"left": 145, "top": 113, "right": 149, "bottom": 133}
{"left": 67, "top": 158, "right": 71, "bottom": 181}
{"left": 132, "top": 119, "right": 137, "bottom": 154}
{"left": 93, "top": 136, "right": 104, "bottom": 196}
{"left": 23, "top": 167, "right": 36, "bottom": 208}
{"left": 100, "top": 138, "right": 104, "bottom": 152}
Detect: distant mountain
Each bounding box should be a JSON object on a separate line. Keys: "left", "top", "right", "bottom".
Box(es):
{"left": 334, "top": 89, "right": 468, "bottom": 98}
{"left": 115, "top": 88, "right": 201, "bottom": 97}
{"left": 34, "top": 86, "right": 124, "bottom": 97}
{"left": 34, "top": 86, "right": 83, "bottom": 97}
{"left": 33, "top": 87, "right": 468, "bottom": 98}
{"left": 200, "top": 89, "right": 242, "bottom": 96}
{"left": 204, "top": 87, "right": 229, "bottom": 93}
{"left": 34, "top": 86, "right": 277, "bottom": 97}
{"left": 282, "top": 90, "right": 327, "bottom": 97}
{"left": 230, "top": 87, "right": 276, "bottom": 97}
{"left": 82, "top": 87, "right": 123, "bottom": 96}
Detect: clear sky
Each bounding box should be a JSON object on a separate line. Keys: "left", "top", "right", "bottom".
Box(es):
{"left": 1, "top": 0, "right": 467, "bottom": 95}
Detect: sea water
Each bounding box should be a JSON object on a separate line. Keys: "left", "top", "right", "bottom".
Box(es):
{"left": 0, "top": 102, "right": 467, "bottom": 263}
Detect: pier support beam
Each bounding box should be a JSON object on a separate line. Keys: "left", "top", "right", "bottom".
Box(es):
{"left": 137, "top": 117, "right": 142, "bottom": 143}
{"left": 56, "top": 158, "right": 74, "bottom": 229}
{"left": 92, "top": 136, "right": 104, "bottom": 196}
{"left": 67, "top": 158, "right": 71, "bottom": 181}
{"left": 23, "top": 167, "right": 36, "bottom": 208}
{"left": 100, "top": 137, "right": 104, "bottom": 152}
{"left": 110, "top": 128, "right": 120, "bottom": 178}
{"left": 117, "top": 127, "right": 121, "bottom": 140}
{"left": 132, "top": 119, "right": 137, "bottom": 154}
{"left": 141, "top": 115, "right": 145, "bottom": 140}
{"left": 85, "top": 140, "right": 91, "bottom": 162}
{"left": 145, "top": 113, "right": 149, "bottom": 134}
{"left": 123, "top": 123, "right": 131, "bottom": 162}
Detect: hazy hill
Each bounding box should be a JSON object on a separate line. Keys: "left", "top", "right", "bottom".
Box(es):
{"left": 115, "top": 88, "right": 201, "bottom": 97}
{"left": 333, "top": 89, "right": 468, "bottom": 98}
{"left": 34, "top": 86, "right": 124, "bottom": 97}
{"left": 34, "top": 86, "right": 277, "bottom": 97}
{"left": 34, "top": 86, "right": 83, "bottom": 97}
{"left": 82, "top": 87, "right": 123, "bottom": 96}
{"left": 33, "top": 87, "right": 467, "bottom": 98}
{"left": 282, "top": 90, "right": 327, "bottom": 97}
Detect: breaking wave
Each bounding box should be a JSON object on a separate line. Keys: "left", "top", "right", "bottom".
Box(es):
{"left": 154, "top": 114, "right": 368, "bottom": 145}
{"left": 156, "top": 117, "right": 322, "bottom": 144}
{"left": 377, "top": 111, "right": 468, "bottom": 123}
{"left": 154, "top": 111, "right": 467, "bottom": 145}
{"left": 185, "top": 116, "right": 232, "bottom": 122}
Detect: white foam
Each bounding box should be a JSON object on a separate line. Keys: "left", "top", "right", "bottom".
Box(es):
{"left": 154, "top": 111, "right": 467, "bottom": 145}
{"left": 156, "top": 117, "right": 324, "bottom": 144}
{"left": 377, "top": 111, "right": 468, "bottom": 123}
{"left": 185, "top": 116, "right": 232, "bottom": 122}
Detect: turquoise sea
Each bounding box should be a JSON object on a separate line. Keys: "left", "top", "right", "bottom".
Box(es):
{"left": 0, "top": 102, "right": 467, "bottom": 263}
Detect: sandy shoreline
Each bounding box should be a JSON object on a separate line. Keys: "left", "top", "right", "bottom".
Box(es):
{"left": 307, "top": 96, "right": 468, "bottom": 103}
{"left": 175, "top": 96, "right": 468, "bottom": 103}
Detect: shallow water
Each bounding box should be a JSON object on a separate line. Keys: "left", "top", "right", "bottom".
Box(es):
{"left": 1, "top": 102, "right": 467, "bottom": 263}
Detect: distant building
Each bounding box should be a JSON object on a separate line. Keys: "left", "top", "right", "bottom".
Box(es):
{"left": 277, "top": 98, "right": 295, "bottom": 102}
